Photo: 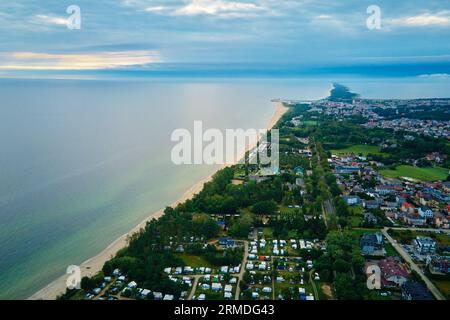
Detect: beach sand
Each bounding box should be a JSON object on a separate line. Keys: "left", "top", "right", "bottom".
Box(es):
{"left": 28, "top": 102, "right": 288, "bottom": 300}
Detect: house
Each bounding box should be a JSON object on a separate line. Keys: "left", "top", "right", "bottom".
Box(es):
{"left": 224, "top": 292, "right": 233, "bottom": 300}
{"left": 434, "top": 212, "right": 450, "bottom": 229}
{"left": 363, "top": 200, "right": 379, "bottom": 209}
{"left": 402, "top": 281, "right": 433, "bottom": 300}
{"left": 404, "top": 213, "right": 426, "bottom": 226}
{"left": 401, "top": 202, "right": 415, "bottom": 214}
{"left": 378, "top": 257, "right": 409, "bottom": 287}
{"left": 360, "top": 233, "right": 385, "bottom": 256}
{"left": 414, "top": 236, "right": 436, "bottom": 255}
{"left": 418, "top": 206, "right": 434, "bottom": 218}
{"left": 335, "top": 166, "right": 360, "bottom": 174}
{"left": 364, "top": 212, "right": 378, "bottom": 225}
{"left": 343, "top": 195, "right": 361, "bottom": 206}
{"left": 224, "top": 285, "right": 233, "bottom": 293}
{"left": 127, "top": 281, "right": 137, "bottom": 289}
{"left": 375, "top": 185, "right": 398, "bottom": 195}
{"left": 427, "top": 255, "right": 450, "bottom": 274}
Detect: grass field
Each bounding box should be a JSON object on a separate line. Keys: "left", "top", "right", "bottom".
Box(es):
{"left": 303, "top": 120, "right": 318, "bottom": 126}
{"left": 433, "top": 280, "right": 450, "bottom": 299}
{"left": 331, "top": 145, "right": 384, "bottom": 156}
{"left": 380, "top": 165, "right": 449, "bottom": 182}
{"left": 177, "top": 254, "right": 214, "bottom": 268}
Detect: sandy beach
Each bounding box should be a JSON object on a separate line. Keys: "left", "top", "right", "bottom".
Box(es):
{"left": 28, "top": 102, "right": 288, "bottom": 300}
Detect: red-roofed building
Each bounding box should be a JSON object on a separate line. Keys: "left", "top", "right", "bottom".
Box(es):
{"left": 401, "top": 202, "right": 416, "bottom": 214}
{"left": 378, "top": 257, "right": 409, "bottom": 287}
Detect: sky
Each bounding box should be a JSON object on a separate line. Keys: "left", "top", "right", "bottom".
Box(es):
{"left": 0, "top": 0, "right": 450, "bottom": 75}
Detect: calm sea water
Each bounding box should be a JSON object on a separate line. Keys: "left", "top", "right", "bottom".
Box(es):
{"left": 0, "top": 76, "right": 449, "bottom": 299}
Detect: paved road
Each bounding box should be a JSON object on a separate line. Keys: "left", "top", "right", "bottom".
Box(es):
{"left": 381, "top": 228, "right": 445, "bottom": 300}
{"left": 234, "top": 241, "right": 249, "bottom": 300}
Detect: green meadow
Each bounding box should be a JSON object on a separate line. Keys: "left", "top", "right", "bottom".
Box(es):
{"left": 331, "top": 145, "right": 384, "bottom": 156}
{"left": 380, "top": 165, "right": 449, "bottom": 182}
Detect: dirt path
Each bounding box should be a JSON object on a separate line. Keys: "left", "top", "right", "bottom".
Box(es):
{"left": 234, "top": 241, "right": 249, "bottom": 300}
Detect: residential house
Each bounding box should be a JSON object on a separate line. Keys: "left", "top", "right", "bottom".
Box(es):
{"left": 363, "top": 199, "right": 380, "bottom": 210}
{"left": 427, "top": 255, "right": 450, "bottom": 274}
{"left": 401, "top": 202, "right": 415, "bottom": 214}
{"left": 364, "top": 212, "right": 378, "bottom": 225}
{"left": 360, "top": 233, "right": 385, "bottom": 256}
{"left": 404, "top": 213, "right": 426, "bottom": 227}
{"left": 434, "top": 212, "right": 449, "bottom": 229}
{"left": 418, "top": 206, "right": 434, "bottom": 219}
{"left": 343, "top": 195, "right": 361, "bottom": 206}
{"left": 414, "top": 236, "right": 436, "bottom": 255}
{"left": 378, "top": 257, "right": 409, "bottom": 287}
{"left": 335, "top": 166, "right": 360, "bottom": 174}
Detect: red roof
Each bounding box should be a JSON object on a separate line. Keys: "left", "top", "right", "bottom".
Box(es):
{"left": 379, "top": 257, "right": 409, "bottom": 280}
{"left": 402, "top": 202, "right": 415, "bottom": 209}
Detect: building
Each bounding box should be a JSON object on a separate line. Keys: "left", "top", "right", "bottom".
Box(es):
{"left": 343, "top": 195, "right": 361, "bottom": 206}
{"left": 414, "top": 236, "right": 436, "bottom": 255}
{"left": 363, "top": 199, "right": 380, "bottom": 209}
{"left": 402, "top": 281, "right": 433, "bottom": 300}
{"left": 364, "top": 212, "right": 378, "bottom": 225}
{"left": 404, "top": 213, "right": 426, "bottom": 226}
{"left": 401, "top": 202, "right": 416, "bottom": 214}
{"left": 418, "top": 206, "right": 434, "bottom": 218}
{"left": 434, "top": 212, "right": 450, "bottom": 229}
{"left": 378, "top": 257, "right": 409, "bottom": 287}
{"left": 360, "top": 233, "right": 385, "bottom": 256}
{"left": 335, "top": 166, "right": 360, "bottom": 174}
{"left": 427, "top": 255, "right": 450, "bottom": 274}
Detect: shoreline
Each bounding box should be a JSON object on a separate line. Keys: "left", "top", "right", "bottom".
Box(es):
{"left": 28, "top": 102, "right": 288, "bottom": 300}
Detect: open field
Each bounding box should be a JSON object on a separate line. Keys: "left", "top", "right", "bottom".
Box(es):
{"left": 177, "top": 254, "right": 214, "bottom": 268}
{"left": 380, "top": 165, "right": 449, "bottom": 182}
{"left": 303, "top": 120, "right": 318, "bottom": 126}
{"left": 432, "top": 280, "right": 450, "bottom": 300}
{"left": 331, "top": 145, "right": 384, "bottom": 156}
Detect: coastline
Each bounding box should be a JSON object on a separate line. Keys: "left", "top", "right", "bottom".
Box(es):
{"left": 28, "top": 102, "right": 288, "bottom": 300}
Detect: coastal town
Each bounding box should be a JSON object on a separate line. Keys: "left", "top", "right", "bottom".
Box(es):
{"left": 59, "top": 84, "right": 449, "bottom": 301}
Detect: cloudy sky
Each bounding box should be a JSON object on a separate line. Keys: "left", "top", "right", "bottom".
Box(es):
{"left": 0, "top": 0, "right": 450, "bottom": 72}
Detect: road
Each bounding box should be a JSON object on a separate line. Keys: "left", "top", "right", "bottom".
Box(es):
{"left": 381, "top": 228, "right": 445, "bottom": 300}
{"left": 234, "top": 240, "right": 249, "bottom": 300}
